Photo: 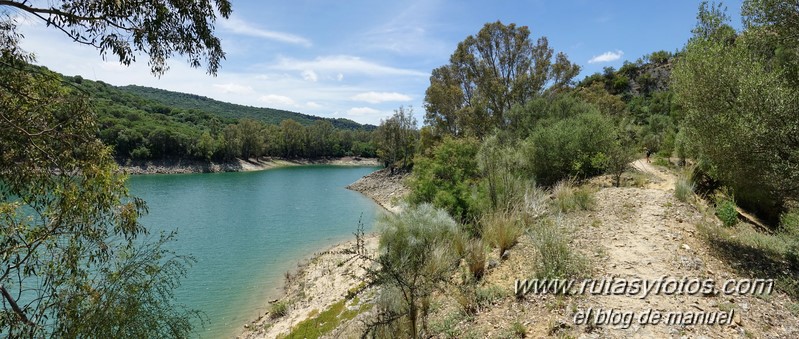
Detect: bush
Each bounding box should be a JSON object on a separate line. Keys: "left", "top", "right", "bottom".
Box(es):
{"left": 715, "top": 196, "right": 738, "bottom": 227}
{"left": 269, "top": 301, "right": 289, "bottom": 319}
{"left": 780, "top": 209, "right": 799, "bottom": 237}
{"left": 465, "top": 238, "right": 486, "bottom": 280}
{"left": 367, "top": 204, "right": 459, "bottom": 337}
{"left": 482, "top": 212, "right": 524, "bottom": 258}
{"left": 529, "top": 218, "right": 586, "bottom": 279}
{"left": 409, "top": 137, "right": 480, "bottom": 224}
{"left": 523, "top": 112, "right": 616, "bottom": 186}
{"left": 552, "top": 180, "right": 595, "bottom": 213}
{"left": 674, "top": 176, "right": 695, "bottom": 202}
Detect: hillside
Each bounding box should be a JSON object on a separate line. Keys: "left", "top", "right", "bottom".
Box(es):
{"left": 120, "top": 85, "right": 372, "bottom": 130}
{"left": 52, "top": 72, "right": 378, "bottom": 162}
{"left": 243, "top": 161, "right": 799, "bottom": 338}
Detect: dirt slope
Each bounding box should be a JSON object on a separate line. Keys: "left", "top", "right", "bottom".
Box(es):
{"left": 568, "top": 160, "right": 798, "bottom": 338}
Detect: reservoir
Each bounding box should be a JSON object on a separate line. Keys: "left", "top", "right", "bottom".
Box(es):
{"left": 126, "top": 165, "right": 382, "bottom": 338}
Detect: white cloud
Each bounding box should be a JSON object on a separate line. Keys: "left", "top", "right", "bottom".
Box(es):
{"left": 220, "top": 16, "right": 312, "bottom": 47}
{"left": 336, "top": 73, "right": 344, "bottom": 81}
{"left": 588, "top": 50, "right": 624, "bottom": 64}
{"left": 213, "top": 83, "right": 254, "bottom": 94}
{"left": 306, "top": 101, "right": 323, "bottom": 109}
{"left": 272, "top": 55, "right": 427, "bottom": 77}
{"left": 259, "top": 94, "right": 296, "bottom": 107}
{"left": 347, "top": 107, "right": 382, "bottom": 116}
{"left": 301, "top": 69, "right": 318, "bottom": 82}
{"left": 351, "top": 91, "right": 412, "bottom": 103}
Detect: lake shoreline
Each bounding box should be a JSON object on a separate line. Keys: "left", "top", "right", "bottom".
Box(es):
{"left": 120, "top": 156, "right": 381, "bottom": 175}
{"left": 239, "top": 169, "right": 409, "bottom": 338}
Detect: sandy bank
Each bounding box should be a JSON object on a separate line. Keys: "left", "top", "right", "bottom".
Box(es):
{"left": 120, "top": 156, "right": 380, "bottom": 175}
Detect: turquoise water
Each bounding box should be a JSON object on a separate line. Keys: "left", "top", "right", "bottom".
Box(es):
{"left": 126, "top": 165, "right": 382, "bottom": 338}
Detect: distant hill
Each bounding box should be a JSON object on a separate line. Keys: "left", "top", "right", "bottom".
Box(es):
{"left": 119, "top": 85, "right": 373, "bottom": 130}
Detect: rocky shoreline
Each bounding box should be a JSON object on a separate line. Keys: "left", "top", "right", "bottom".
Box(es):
{"left": 119, "top": 156, "right": 381, "bottom": 175}
{"left": 239, "top": 168, "right": 410, "bottom": 338}
{"left": 346, "top": 168, "right": 410, "bottom": 214}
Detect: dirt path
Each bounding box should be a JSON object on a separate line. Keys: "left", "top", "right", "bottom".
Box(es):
{"left": 571, "top": 160, "right": 797, "bottom": 338}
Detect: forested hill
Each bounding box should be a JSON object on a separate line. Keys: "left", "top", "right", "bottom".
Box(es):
{"left": 55, "top": 71, "right": 377, "bottom": 162}
{"left": 119, "top": 85, "right": 371, "bottom": 130}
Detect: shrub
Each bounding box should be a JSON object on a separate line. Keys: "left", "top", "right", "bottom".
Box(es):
{"left": 269, "top": 301, "right": 289, "bottom": 319}
{"left": 367, "top": 204, "right": 459, "bottom": 337}
{"left": 408, "top": 137, "right": 481, "bottom": 224}
{"left": 482, "top": 212, "right": 523, "bottom": 258}
{"left": 523, "top": 112, "right": 616, "bottom": 186}
{"left": 674, "top": 176, "right": 695, "bottom": 202}
{"left": 552, "top": 180, "right": 595, "bottom": 213}
{"left": 780, "top": 209, "right": 799, "bottom": 237}
{"left": 715, "top": 196, "right": 738, "bottom": 227}
{"left": 465, "top": 238, "right": 486, "bottom": 280}
{"left": 530, "top": 218, "right": 586, "bottom": 279}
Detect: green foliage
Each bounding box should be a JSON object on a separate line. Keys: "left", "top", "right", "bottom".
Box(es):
{"left": 375, "top": 106, "right": 418, "bottom": 170}
{"left": 673, "top": 2, "right": 799, "bottom": 222}
{"left": 715, "top": 196, "right": 739, "bottom": 227}
{"left": 0, "top": 0, "right": 232, "bottom": 76}
{"left": 0, "top": 59, "right": 197, "bottom": 338}
{"left": 121, "top": 85, "right": 368, "bottom": 129}
{"left": 696, "top": 218, "right": 799, "bottom": 298}
{"left": 551, "top": 180, "right": 595, "bottom": 213}
{"left": 280, "top": 299, "right": 370, "bottom": 339}
{"left": 269, "top": 301, "right": 289, "bottom": 319}
{"left": 476, "top": 135, "right": 528, "bottom": 212}
{"left": 529, "top": 218, "right": 586, "bottom": 279}
{"left": 602, "top": 140, "right": 636, "bottom": 187}
{"left": 523, "top": 112, "right": 615, "bottom": 186}
{"left": 409, "top": 137, "right": 481, "bottom": 224}
{"left": 368, "top": 204, "right": 459, "bottom": 338}
{"left": 648, "top": 50, "right": 673, "bottom": 64}
{"left": 674, "top": 176, "right": 696, "bottom": 203}
{"left": 424, "top": 21, "right": 580, "bottom": 138}
{"left": 780, "top": 209, "right": 799, "bottom": 237}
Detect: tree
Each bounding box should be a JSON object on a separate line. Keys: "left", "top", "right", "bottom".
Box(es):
{"left": 424, "top": 21, "right": 580, "bottom": 138}
{"left": 0, "top": 60, "right": 197, "bottom": 337}
{"left": 0, "top": 0, "right": 232, "bottom": 75}
{"left": 375, "top": 106, "right": 418, "bottom": 171}
{"left": 194, "top": 131, "right": 216, "bottom": 161}
{"left": 279, "top": 119, "right": 306, "bottom": 158}
{"left": 409, "top": 137, "right": 481, "bottom": 225}
{"left": 365, "top": 204, "right": 458, "bottom": 338}
{"left": 237, "top": 119, "right": 265, "bottom": 159}
{"left": 672, "top": 1, "right": 799, "bottom": 222}
{"left": 0, "top": 0, "right": 232, "bottom": 336}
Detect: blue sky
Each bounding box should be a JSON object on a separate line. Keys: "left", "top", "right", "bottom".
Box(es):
{"left": 17, "top": 0, "right": 743, "bottom": 125}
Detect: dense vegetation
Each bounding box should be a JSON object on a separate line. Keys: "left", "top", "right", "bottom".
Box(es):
{"left": 364, "top": 2, "right": 799, "bottom": 335}
{"left": 0, "top": 0, "right": 232, "bottom": 337}
{"left": 61, "top": 75, "right": 377, "bottom": 162}
{"left": 120, "top": 85, "right": 368, "bottom": 129}
{"left": 4, "top": 0, "right": 799, "bottom": 337}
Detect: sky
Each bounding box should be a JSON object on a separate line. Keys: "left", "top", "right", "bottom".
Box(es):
{"left": 14, "top": 0, "right": 744, "bottom": 125}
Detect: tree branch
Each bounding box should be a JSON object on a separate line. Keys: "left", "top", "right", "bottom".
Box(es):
{"left": 0, "top": 284, "right": 36, "bottom": 327}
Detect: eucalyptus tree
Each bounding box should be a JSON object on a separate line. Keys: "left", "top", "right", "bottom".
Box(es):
{"left": 424, "top": 21, "right": 581, "bottom": 138}
{"left": 0, "top": 0, "right": 231, "bottom": 336}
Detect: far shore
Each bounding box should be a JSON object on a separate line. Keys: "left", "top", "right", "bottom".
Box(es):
{"left": 119, "top": 156, "right": 381, "bottom": 175}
